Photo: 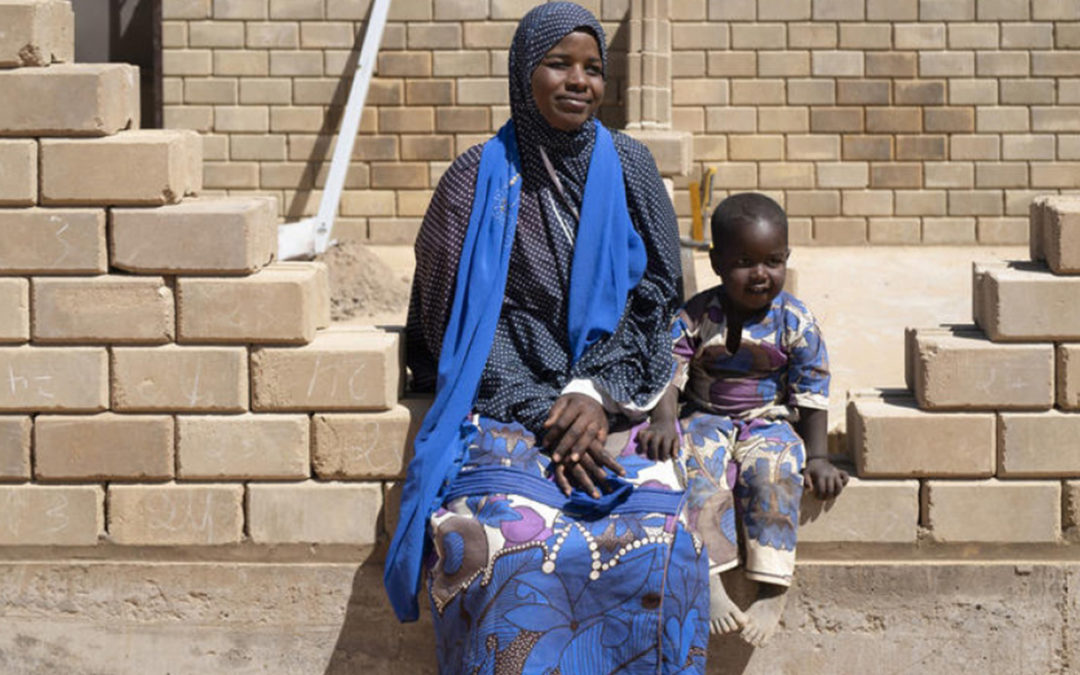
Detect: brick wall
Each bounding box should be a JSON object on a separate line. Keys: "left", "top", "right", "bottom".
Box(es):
{"left": 161, "top": 0, "right": 1080, "bottom": 245}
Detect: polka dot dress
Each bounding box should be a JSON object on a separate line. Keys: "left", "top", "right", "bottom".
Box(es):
{"left": 405, "top": 2, "right": 682, "bottom": 435}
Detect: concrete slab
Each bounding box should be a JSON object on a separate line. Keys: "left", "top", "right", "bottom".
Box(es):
{"left": 0, "top": 559, "right": 1073, "bottom": 673}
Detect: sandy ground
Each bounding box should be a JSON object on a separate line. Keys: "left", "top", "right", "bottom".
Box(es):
{"left": 357, "top": 243, "right": 1030, "bottom": 433}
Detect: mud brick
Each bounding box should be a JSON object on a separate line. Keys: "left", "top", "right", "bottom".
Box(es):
{"left": 800, "top": 479, "right": 919, "bottom": 543}
{"left": 0, "top": 485, "right": 102, "bottom": 545}
{"left": 894, "top": 80, "right": 945, "bottom": 106}
{"left": 312, "top": 399, "right": 429, "bottom": 479}
{"left": 177, "top": 264, "right": 322, "bottom": 344}
{"left": 1039, "top": 196, "right": 1080, "bottom": 274}
{"left": 274, "top": 260, "right": 330, "bottom": 329}
{"left": 950, "top": 79, "right": 997, "bottom": 105}
{"left": 923, "top": 480, "right": 1060, "bottom": 543}
{"left": 41, "top": 130, "right": 201, "bottom": 206}
{"left": 0, "top": 140, "right": 35, "bottom": 205}
{"left": 974, "top": 260, "right": 1080, "bottom": 341}
{"left": 786, "top": 190, "right": 840, "bottom": 216}
{"left": 923, "top": 217, "right": 976, "bottom": 243}
{"left": 32, "top": 276, "right": 173, "bottom": 344}
{"left": 813, "top": 217, "right": 866, "bottom": 244}
{"left": 865, "top": 52, "right": 917, "bottom": 78}
{"left": 910, "top": 326, "right": 1054, "bottom": 410}
{"left": 949, "top": 23, "right": 1000, "bottom": 48}
{"left": 787, "top": 80, "right": 834, "bottom": 105}
{"left": 948, "top": 189, "right": 1003, "bottom": 216}
{"left": 176, "top": 414, "right": 309, "bottom": 479}
{"left": 870, "top": 163, "right": 921, "bottom": 189}
{"left": 868, "top": 218, "right": 920, "bottom": 243}
{"left": 1059, "top": 344, "right": 1080, "bottom": 410}
{"left": 866, "top": 108, "right": 921, "bottom": 133}
{"left": 951, "top": 134, "right": 999, "bottom": 161}
{"left": 894, "top": 189, "right": 946, "bottom": 216}
{"left": 251, "top": 326, "right": 401, "bottom": 411}
{"left": 842, "top": 135, "right": 891, "bottom": 161}
{"left": 0, "top": 347, "right": 107, "bottom": 412}
{"left": 975, "top": 163, "right": 1027, "bottom": 189}
{"left": 0, "top": 416, "right": 30, "bottom": 480}
{"left": 0, "top": 64, "right": 138, "bottom": 136}
{"left": 810, "top": 107, "right": 862, "bottom": 133}
{"left": 842, "top": 190, "right": 892, "bottom": 216}
{"left": 836, "top": 80, "right": 889, "bottom": 105}
{"left": 925, "top": 108, "right": 975, "bottom": 134}
{"left": 760, "top": 163, "right": 813, "bottom": 189}
{"left": 1001, "top": 134, "right": 1054, "bottom": 160}
{"left": 868, "top": 0, "right": 917, "bottom": 19}
{"left": 1030, "top": 194, "right": 1052, "bottom": 261}
{"left": 108, "top": 484, "right": 243, "bottom": 545}
{"left": 111, "top": 346, "right": 247, "bottom": 412}
{"left": 977, "top": 216, "right": 1028, "bottom": 244}
{"left": 787, "top": 135, "right": 839, "bottom": 160}
{"left": 0, "top": 0, "right": 73, "bottom": 67}
{"left": 111, "top": 197, "right": 276, "bottom": 275}
{"left": 895, "top": 24, "right": 945, "bottom": 50}
{"left": 997, "top": 411, "right": 1080, "bottom": 477}
{"left": 247, "top": 481, "right": 382, "bottom": 544}
{"left": 817, "top": 162, "right": 868, "bottom": 188}
{"left": 848, "top": 392, "right": 995, "bottom": 478}
{"left": 0, "top": 278, "right": 28, "bottom": 344}
{"left": 34, "top": 413, "right": 173, "bottom": 481}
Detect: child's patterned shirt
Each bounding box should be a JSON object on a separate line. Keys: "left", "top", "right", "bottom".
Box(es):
{"left": 671, "top": 286, "right": 829, "bottom": 421}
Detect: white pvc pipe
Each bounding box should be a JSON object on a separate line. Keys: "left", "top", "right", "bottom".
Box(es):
{"left": 278, "top": 0, "right": 392, "bottom": 260}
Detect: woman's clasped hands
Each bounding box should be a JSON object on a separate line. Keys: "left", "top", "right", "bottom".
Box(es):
{"left": 542, "top": 393, "right": 625, "bottom": 498}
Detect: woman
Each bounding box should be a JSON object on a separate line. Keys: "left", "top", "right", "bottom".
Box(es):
{"left": 385, "top": 4, "right": 710, "bottom": 672}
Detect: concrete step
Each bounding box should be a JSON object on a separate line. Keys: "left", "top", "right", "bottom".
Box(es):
{"left": 974, "top": 259, "right": 1080, "bottom": 341}
{"left": 906, "top": 325, "right": 1054, "bottom": 411}
{"left": 0, "top": 63, "right": 138, "bottom": 136}
{"left": 111, "top": 197, "right": 278, "bottom": 275}
{"left": 847, "top": 390, "right": 996, "bottom": 478}
{"left": 40, "top": 129, "right": 201, "bottom": 206}
{"left": 31, "top": 275, "right": 173, "bottom": 344}
{"left": 0, "top": 0, "right": 73, "bottom": 68}
{"left": 1031, "top": 194, "right": 1080, "bottom": 274}
{"left": 176, "top": 263, "right": 327, "bottom": 344}
{"left": 251, "top": 325, "right": 402, "bottom": 412}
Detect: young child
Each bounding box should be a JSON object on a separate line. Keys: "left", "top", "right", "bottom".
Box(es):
{"left": 638, "top": 192, "right": 848, "bottom": 647}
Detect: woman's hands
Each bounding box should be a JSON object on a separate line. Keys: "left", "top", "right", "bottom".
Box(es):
{"left": 542, "top": 393, "right": 625, "bottom": 498}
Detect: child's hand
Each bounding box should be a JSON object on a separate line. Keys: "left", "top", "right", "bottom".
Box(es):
{"left": 803, "top": 458, "right": 849, "bottom": 499}
{"left": 638, "top": 421, "right": 681, "bottom": 461}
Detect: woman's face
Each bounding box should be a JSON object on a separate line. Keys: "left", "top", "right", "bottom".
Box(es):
{"left": 530, "top": 30, "right": 605, "bottom": 132}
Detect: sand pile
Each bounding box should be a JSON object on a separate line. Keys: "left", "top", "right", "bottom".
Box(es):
{"left": 316, "top": 239, "right": 411, "bottom": 322}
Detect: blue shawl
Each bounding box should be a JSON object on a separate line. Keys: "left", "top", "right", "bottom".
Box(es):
{"left": 384, "top": 118, "right": 646, "bottom": 622}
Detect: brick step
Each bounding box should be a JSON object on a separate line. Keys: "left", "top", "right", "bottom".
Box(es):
{"left": 176, "top": 263, "right": 327, "bottom": 344}
{"left": 176, "top": 413, "right": 310, "bottom": 480}
{"left": 0, "top": 416, "right": 30, "bottom": 479}
{"left": 41, "top": 129, "right": 201, "bottom": 206}
{"left": 111, "top": 345, "right": 248, "bottom": 413}
{"left": 0, "top": 278, "right": 28, "bottom": 343}
{"left": 0, "top": 63, "right": 138, "bottom": 136}
{"left": 0, "top": 208, "right": 106, "bottom": 275}
{"left": 247, "top": 482, "right": 382, "bottom": 545}
{"left": 251, "top": 325, "right": 401, "bottom": 412}
{"left": 108, "top": 483, "right": 244, "bottom": 545}
{"left": 800, "top": 478, "right": 920, "bottom": 544}
{"left": 998, "top": 410, "right": 1080, "bottom": 477}
{"left": 1061, "top": 344, "right": 1080, "bottom": 410}
{"left": 0, "top": 139, "right": 35, "bottom": 205}
{"left": 906, "top": 325, "right": 1054, "bottom": 411}
{"left": 847, "top": 391, "right": 996, "bottom": 478}
{"left": 1031, "top": 195, "right": 1080, "bottom": 274}
{"left": 0, "top": 346, "right": 107, "bottom": 412}
{"left": 111, "top": 197, "right": 278, "bottom": 275}
{"left": 312, "top": 397, "right": 429, "bottom": 479}
{"left": 31, "top": 275, "right": 173, "bottom": 344}
{"left": 0, "top": 0, "right": 72, "bottom": 68}
{"left": 974, "top": 259, "right": 1080, "bottom": 341}
{"left": 923, "top": 479, "right": 1061, "bottom": 543}
{"left": 0, "top": 485, "right": 100, "bottom": 545}
{"left": 34, "top": 412, "right": 173, "bottom": 481}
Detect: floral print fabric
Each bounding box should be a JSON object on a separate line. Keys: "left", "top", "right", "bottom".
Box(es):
{"left": 428, "top": 417, "right": 710, "bottom": 674}
{"left": 670, "top": 287, "right": 829, "bottom": 586}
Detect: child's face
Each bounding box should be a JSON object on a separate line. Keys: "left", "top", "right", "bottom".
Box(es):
{"left": 709, "top": 219, "right": 789, "bottom": 315}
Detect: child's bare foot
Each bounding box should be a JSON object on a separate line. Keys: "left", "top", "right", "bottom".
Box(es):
{"left": 708, "top": 572, "right": 747, "bottom": 635}
{"left": 740, "top": 583, "right": 788, "bottom": 647}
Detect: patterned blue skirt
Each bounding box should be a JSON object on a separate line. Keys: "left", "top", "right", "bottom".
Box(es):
{"left": 427, "top": 417, "right": 710, "bottom": 674}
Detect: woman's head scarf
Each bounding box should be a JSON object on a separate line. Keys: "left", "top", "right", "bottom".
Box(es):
{"left": 508, "top": 2, "right": 607, "bottom": 198}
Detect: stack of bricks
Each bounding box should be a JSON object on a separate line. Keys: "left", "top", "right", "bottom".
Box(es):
{"left": 845, "top": 195, "right": 1080, "bottom": 545}
{"left": 0, "top": 0, "right": 416, "bottom": 550}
